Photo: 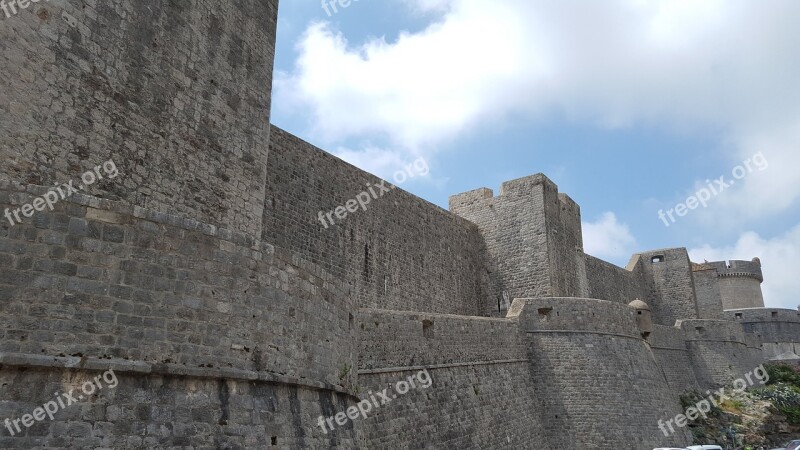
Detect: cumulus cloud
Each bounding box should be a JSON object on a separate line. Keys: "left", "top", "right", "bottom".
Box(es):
{"left": 333, "top": 146, "right": 432, "bottom": 184}
{"left": 582, "top": 212, "right": 638, "bottom": 261}
{"left": 411, "top": 0, "right": 455, "bottom": 13}
{"left": 690, "top": 226, "right": 800, "bottom": 310}
{"left": 275, "top": 0, "right": 800, "bottom": 226}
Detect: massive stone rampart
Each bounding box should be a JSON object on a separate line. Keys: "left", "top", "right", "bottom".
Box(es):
{"left": 265, "top": 128, "right": 488, "bottom": 315}
{"left": 728, "top": 308, "right": 800, "bottom": 360}
{"left": 582, "top": 253, "right": 646, "bottom": 304}
{"left": 356, "top": 309, "right": 547, "bottom": 448}
{"left": 509, "top": 297, "right": 692, "bottom": 449}
{"left": 648, "top": 324, "right": 700, "bottom": 392}
{"left": 679, "top": 319, "right": 763, "bottom": 388}
{"left": 0, "top": 182, "right": 361, "bottom": 448}
{"left": 0, "top": 0, "right": 279, "bottom": 236}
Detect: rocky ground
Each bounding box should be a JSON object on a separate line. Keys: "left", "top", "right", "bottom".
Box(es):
{"left": 684, "top": 364, "right": 800, "bottom": 449}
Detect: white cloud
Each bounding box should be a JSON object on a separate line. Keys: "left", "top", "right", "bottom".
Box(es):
{"left": 272, "top": 0, "right": 800, "bottom": 312}
{"left": 582, "top": 212, "right": 638, "bottom": 261}
{"left": 411, "top": 0, "right": 455, "bottom": 13}
{"left": 275, "top": 0, "right": 800, "bottom": 226}
{"left": 689, "top": 225, "right": 800, "bottom": 310}
{"left": 333, "top": 146, "right": 428, "bottom": 182}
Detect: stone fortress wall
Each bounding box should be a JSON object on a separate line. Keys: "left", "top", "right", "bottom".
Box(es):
{"left": 648, "top": 324, "right": 700, "bottom": 392}
{"left": 510, "top": 297, "right": 693, "bottom": 448}
{"left": 0, "top": 182, "right": 363, "bottom": 448}
{"left": 0, "top": 0, "right": 795, "bottom": 448}
{"left": 356, "top": 309, "right": 548, "bottom": 448}
{"left": 264, "top": 129, "right": 487, "bottom": 316}
{"left": 727, "top": 308, "right": 800, "bottom": 361}
{"left": 678, "top": 319, "right": 763, "bottom": 388}
{"left": 0, "top": 0, "right": 367, "bottom": 448}
{"left": 0, "top": 0, "right": 279, "bottom": 237}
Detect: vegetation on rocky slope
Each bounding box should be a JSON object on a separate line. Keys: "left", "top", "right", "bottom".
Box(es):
{"left": 682, "top": 363, "right": 800, "bottom": 448}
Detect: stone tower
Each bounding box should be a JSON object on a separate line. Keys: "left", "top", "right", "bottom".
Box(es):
{"left": 449, "top": 174, "right": 584, "bottom": 316}
{"left": 698, "top": 258, "right": 765, "bottom": 310}
{"left": 0, "top": 0, "right": 278, "bottom": 236}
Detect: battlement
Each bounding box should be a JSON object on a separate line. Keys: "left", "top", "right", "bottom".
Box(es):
{"left": 509, "top": 297, "right": 641, "bottom": 338}
{"left": 678, "top": 319, "right": 748, "bottom": 344}
{"left": 447, "top": 173, "right": 557, "bottom": 207}
{"left": 726, "top": 308, "right": 800, "bottom": 323}
{"left": 558, "top": 192, "right": 580, "bottom": 212}
{"left": 696, "top": 258, "right": 764, "bottom": 282}
{"left": 499, "top": 173, "right": 557, "bottom": 196}
{"left": 449, "top": 174, "right": 584, "bottom": 312}
{"left": 447, "top": 187, "right": 494, "bottom": 210}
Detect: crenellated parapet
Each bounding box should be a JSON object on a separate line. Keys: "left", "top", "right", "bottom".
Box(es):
{"left": 693, "top": 258, "right": 765, "bottom": 309}
{"left": 450, "top": 174, "right": 584, "bottom": 316}
{"left": 704, "top": 259, "right": 764, "bottom": 282}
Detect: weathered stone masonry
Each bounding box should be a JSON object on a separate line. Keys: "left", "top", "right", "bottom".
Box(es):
{"left": 1, "top": 0, "right": 796, "bottom": 448}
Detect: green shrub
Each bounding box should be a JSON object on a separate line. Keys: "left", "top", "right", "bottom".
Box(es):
{"left": 680, "top": 391, "right": 723, "bottom": 419}
{"left": 764, "top": 363, "right": 800, "bottom": 387}
{"left": 753, "top": 384, "right": 800, "bottom": 425}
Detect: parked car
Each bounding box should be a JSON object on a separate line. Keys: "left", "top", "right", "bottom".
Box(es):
{"left": 653, "top": 448, "right": 689, "bottom": 450}
{"left": 773, "top": 439, "right": 800, "bottom": 450}
{"left": 686, "top": 446, "right": 723, "bottom": 450}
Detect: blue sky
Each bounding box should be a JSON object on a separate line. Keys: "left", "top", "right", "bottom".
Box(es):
{"left": 270, "top": 0, "right": 800, "bottom": 309}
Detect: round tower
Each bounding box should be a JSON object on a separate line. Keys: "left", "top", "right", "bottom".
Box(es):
{"left": 712, "top": 258, "right": 765, "bottom": 310}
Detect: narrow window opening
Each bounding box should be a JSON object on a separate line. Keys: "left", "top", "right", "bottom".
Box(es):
{"left": 651, "top": 255, "right": 665, "bottom": 263}
{"left": 423, "top": 319, "right": 434, "bottom": 339}
{"left": 363, "top": 244, "right": 370, "bottom": 279}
